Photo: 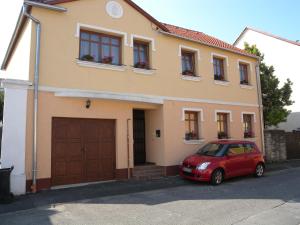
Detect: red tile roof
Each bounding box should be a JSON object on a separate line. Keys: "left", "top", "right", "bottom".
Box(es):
{"left": 163, "top": 23, "right": 257, "bottom": 58}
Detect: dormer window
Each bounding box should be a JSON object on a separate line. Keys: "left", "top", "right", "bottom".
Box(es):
{"left": 79, "top": 30, "right": 121, "bottom": 65}
{"left": 181, "top": 51, "right": 196, "bottom": 76}
{"left": 134, "top": 41, "right": 150, "bottom": 69}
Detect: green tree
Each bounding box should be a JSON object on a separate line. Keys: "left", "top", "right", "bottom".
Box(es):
{"left": 244, "top": 43, "right": 294, "bottom": 128}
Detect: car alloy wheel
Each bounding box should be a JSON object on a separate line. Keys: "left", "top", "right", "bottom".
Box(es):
{"left": 211, "top": 169, "right": 223, "bottom": 185}
{"left": 255, "top": 163, "right": 264, "bottom": 177}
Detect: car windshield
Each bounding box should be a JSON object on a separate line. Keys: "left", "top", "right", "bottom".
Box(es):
{"left": 197, "top": 143, "right": 226, "bottom": 157}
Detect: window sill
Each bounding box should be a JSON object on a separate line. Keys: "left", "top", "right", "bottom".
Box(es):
{"left": 183, "top": 139, "right": 205, "bottom": 145}
{"left": 240, "top": 84, "right": 254, "bottom": 89}
{"left": 181, "top": 75, "right": 202, "bottom": 82}
{"left": 76, "top": 60, "right": 126, "bottom": 72}
{"left": 214, "top": 80, "right": 230, "bottom": 86}
{"left": 132, "top": 67, "right": 155, "bottom": 75}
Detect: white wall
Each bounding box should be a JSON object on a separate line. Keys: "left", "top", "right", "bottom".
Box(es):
{"left": 1, "top": 80, "right": 31, "bottom": 195}
{"left": 235, "top": 30, "right": 300, "bottom": 112}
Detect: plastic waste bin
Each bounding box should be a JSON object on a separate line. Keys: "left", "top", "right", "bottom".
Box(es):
{"left": 0, "top": 166, "right": 14, "bottom": 204}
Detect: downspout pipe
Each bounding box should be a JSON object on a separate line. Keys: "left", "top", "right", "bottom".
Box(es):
{"left": 22, "top": 2, "right": 67, "bottom": 193}
{"left": 23, "top": 4, "right": 41, "bottom": 193}
{"left": 256, "top": 60, "right": 265, "bottom": 155}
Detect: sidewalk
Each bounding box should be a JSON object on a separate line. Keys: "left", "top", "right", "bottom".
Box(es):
{"left": 1, "top": 160, "right": 300, "bottom": 215}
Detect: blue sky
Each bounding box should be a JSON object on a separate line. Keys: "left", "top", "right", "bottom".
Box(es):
{"left": 132, "top": 0, "right": 300, "bottom": 44}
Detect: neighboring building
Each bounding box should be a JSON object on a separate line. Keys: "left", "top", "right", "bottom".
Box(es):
{"left": 271, "top": 112, "right": 300, "bottom": 132}
{"left": 234, "top": 27, "right": 300, "bottom": 112}
{"left": 0, "top": 0, "right": 263, "bottom": 195}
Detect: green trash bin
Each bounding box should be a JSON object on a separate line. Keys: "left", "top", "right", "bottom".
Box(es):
{"left": 0, "top": 166, "right": 14, "bottom": 204}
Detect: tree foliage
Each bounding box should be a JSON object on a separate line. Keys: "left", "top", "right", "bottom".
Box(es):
{"left": 244, "top": 43, "right": 294, "bottom": 127}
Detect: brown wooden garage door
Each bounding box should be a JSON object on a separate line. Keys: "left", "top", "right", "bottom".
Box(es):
{"left": 51, "top": 118, "right": 116, "bottom": 186}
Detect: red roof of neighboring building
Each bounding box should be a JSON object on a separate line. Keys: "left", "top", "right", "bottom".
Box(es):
{"left": 163, "top": 23, "right": 256, "bottom": 58}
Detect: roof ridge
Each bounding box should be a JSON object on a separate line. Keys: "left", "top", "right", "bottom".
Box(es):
{"left": 246, "top": 27, "right": 300, "bottom": 47}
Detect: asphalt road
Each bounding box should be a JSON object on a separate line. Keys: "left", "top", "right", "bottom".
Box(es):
{"left": 1, "top": 168, "right": 300, "bottom": 225}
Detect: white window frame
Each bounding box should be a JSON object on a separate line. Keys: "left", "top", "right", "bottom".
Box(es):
{"left": 182, "top": 108, "right": 204, "bottom": 144}
{"left": 130, "top": 34, "right": 156, "bottom": 51}
{"left": 215, "top": 110, "right": 233, "bottom": 122}
{"left": 211, "top": 53, "right": 229, "bottom": 67}
{"left": 237, "top": 59, "right": 253, "bottom": 72}
{"left": 179, "top": 45, "right": 201, "bottom": 80}
{"left": 241, "top": 112, "right": 256, "bottom": 123}
{"left": 75, "top": 23, "right": 129, "bottom": 46}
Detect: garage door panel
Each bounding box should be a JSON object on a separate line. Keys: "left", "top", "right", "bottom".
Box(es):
{"left": 52, "top": 118, "right": 116, "bottom": 186}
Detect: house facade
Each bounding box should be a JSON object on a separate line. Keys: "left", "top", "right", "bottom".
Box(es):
{"left": 234, "top": 27, "right": 300, "bottom": 112}
{"left": 1, "top": 0, "right": 263, "bottom": 195}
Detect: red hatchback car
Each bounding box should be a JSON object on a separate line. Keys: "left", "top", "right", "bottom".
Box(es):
{"left": 180, "top": 140, "right": 265, "bottom": 185}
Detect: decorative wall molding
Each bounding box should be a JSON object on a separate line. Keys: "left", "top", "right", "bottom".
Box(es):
{"left": 215, "top": 110, "right": 233, "bottom": 122}
{"left": 241, "top": 112, "right": 257, "bottom": 123}
{"left": 130, "top": 34, "right": 156, "bottom": 51}
{"left": 76, "top": 59, "right": 126, "bottom": 72}
{"left": 182, "top": 107, "right": 204, "bottom": 121}
{"left": 1, "top": 79, "right": 32, "bottom": 90}
{"left": 75, "top": 23, "right": 129, "bottom": 46}
{"left": 179, "top": 45, "right": 201, "bottom": 60}
{"left": 211, "top": 52, "right": 229, "bottom": 66}
{"left": 38, "top": 86, "right": 260, "bottom": 107}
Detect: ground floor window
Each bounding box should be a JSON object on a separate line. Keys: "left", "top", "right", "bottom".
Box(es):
{"left": 243, "top": 114, "right": 254, "bottom": 138}
{"left": 217, "top": 113, "right": 229, "bottom": 139}
{"left": 185, "top": 111, "right": 199, "bottom": 140}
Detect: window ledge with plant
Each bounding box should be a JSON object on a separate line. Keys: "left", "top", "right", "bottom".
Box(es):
{"left": 132, "top": 62, "right": 155, "bottom": 75}
{"left": 183, "top": 138, "right": 205, "bottom": 145}
{"left": 77, "top": 57, "right": 126, "bottom": 72}
{"left": 214, "top": 79, "right": 230, "bottom": 86}
{"left": 240, "top": 84, "right": 254, "bottom": 89}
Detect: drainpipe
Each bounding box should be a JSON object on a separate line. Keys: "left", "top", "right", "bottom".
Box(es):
{"left": 23, "top": 5, "right": 41, "bottom": 193}
{"left": 256, "top": 61, "right": 265, "bottom": 155}
{"left": 127, "top": 119, "right": 131, "bottom": 179}
{"left": 22, "top": 2, "right": 67, "bottom": 193}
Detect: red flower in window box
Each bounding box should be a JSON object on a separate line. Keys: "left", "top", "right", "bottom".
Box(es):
{"left": 182, "top": 70, "right": 195, "bottom": 76}
{"left": 81, "top": 54, "right": 94, "bottom": 62}
{"left": 102, "top": 56, "right": 113, "bottom": 64}
{"left": 135, "top": 62, "right": 149, "bottom": 69}
{"left": 240, "top": 80, "right": 249, "bottom": 85}
{"left": 218, "top": 132, "right": 228, "bottom": 139}
{"left": 244, "top": 131, "right": 254, "bottom": 138}
{"left": 185, "top": 132, "right": 198, "bottom": 140}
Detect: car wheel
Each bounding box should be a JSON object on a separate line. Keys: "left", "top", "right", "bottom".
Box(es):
{"left": 255, "top": 163, "right": 264, "bottom": 177}
{"left": 211, "top": 169, "right": 223, "bottom": 185}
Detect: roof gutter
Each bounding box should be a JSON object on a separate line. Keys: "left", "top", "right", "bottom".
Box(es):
{"left": 20, "top": 1, "right": 67, "bottom": 193}
{"left": 159, "top": 30, "right": 259, "bottom": 60}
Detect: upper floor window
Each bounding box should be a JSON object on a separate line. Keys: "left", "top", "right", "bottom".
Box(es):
{"left": 134, "top": 41, "right": 150, "bottom": 69}
{"left": 217, "top": 113, "right": 229, "bottom": 139}
{"left": 185, "top": 111, "right": 199, "bottom": 140}
{"left": 79, "top": 30, "right": 121, "bottom": 65}
{"left": 243, "top": 114, "right": 254, "bottom": 138}
{"left": 239, "top": 63, "right": 249, "bottom": 85}
{"left": 181, "top": 51, "right": 196, "bottom": 76}
{"left": 213, "top": 57, "right": 225, "bottom": 81}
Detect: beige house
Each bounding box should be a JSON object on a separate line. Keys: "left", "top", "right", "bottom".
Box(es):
{"left": 0, "top": 0, "right": 263, "bottom": 195}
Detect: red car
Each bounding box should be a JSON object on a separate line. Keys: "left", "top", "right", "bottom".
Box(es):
{"left": 180, "top": 140, "right": 265, "bottom": 185}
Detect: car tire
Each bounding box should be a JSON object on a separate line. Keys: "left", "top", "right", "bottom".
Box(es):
{"left": 211, "top": 169, "right": 224, "bottom": 185}
{"left": 254, "top": 163, "right": 264, "bottom": 177}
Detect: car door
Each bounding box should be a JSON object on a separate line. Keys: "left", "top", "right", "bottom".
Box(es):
{"left": 224, "top": 144, "right": 248, "bottom": 178}
{"left": 243, "top": 143, "right": 256, "bottom": 174}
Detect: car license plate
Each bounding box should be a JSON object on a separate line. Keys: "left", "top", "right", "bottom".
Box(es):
{"left": 183, "top": 167, "right": 192, "bottom": 173}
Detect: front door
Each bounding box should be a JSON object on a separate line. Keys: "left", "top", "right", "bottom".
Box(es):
{"left": 133, "top": 110, "right": 146, "bottom": 165}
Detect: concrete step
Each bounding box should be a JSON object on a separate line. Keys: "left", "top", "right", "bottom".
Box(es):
{"left": 132, "top": 165, "right": 165, "bottom": 180}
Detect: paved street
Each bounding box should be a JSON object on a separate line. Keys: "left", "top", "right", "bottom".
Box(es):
{"left": 1, "top": 167, "right": 300, "bottom": 225}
